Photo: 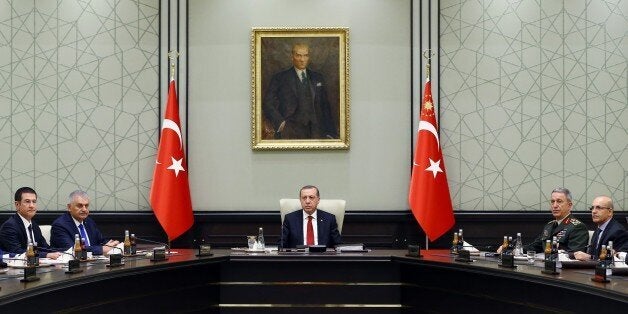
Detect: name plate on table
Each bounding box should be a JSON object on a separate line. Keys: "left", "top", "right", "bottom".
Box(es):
{"left": 455, "top": 250, "right": 472, "bottom": 263}
{"left": 541, "top": 260, "right": 559, "bottom": 275}
{"left": 308, "top": 245, "right": 327, "bottom": 253}
{"left": 21, "top": 266, "right": 39, "bottom": 282}
{"left": 197, "top": 244, "right": 212, "bottom": 257}
{"left": 591, "top": 265, "right": 610, "bottom": 283}
{"left": 406, "top": 245, "right": 422, "bottom": 258}
{"left": 499, "top": 254, "right": 516, "bottom": 268}
{"left": 106, "top": 253, "right": 123, "bottom": 268}
{"left": 151, "top": 248, "right": 167, "bottom": 261}
{"left": 65, "top": 259, "right": 83, "bottom": 274}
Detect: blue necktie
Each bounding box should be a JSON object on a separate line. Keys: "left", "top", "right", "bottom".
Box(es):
{"left": 78, "top": 224, "right": 90, "bottom": 246}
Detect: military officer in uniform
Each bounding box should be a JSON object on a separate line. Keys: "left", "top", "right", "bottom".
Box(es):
{"left": 523, "top": 187, "right": 589, "bottom": 253}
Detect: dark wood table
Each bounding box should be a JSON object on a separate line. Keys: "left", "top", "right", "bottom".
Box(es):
{"left": 1, "top": 249, "right": 626, "bottom": 313}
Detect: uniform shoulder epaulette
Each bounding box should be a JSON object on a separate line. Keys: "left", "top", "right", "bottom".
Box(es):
{"left": 570, "top": 218, "right": 582, "bottom": 225}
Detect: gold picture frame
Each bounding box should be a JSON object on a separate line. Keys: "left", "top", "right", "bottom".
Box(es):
{"left": 251, "top": 27, "right": 349, "bottom": 150}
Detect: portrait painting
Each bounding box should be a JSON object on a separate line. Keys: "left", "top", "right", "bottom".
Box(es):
{"left": 251, "top": 27, "right": 349, "bottom": 150}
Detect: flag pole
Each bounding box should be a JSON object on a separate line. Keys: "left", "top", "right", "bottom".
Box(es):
{"left": 422, "top": 49, "right": 434, "bottom": 250}
{"left": 168, "top": 50, "right": 179, "bottom": 81}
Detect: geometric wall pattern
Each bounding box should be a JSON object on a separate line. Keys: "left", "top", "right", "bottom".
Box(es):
{"left": 0, "top": 0, "right": 159, "bottom": 211}
{"left": 440, "top": 0, "right": 627, "bottom": 212}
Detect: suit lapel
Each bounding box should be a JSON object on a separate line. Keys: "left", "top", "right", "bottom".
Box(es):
{"left": 295, "top": 214, "right": 304, "bottom": 245}
{"left": 317, "top": 213, "right": 327, "bottom": 245}
{"left": 15, "top": 214, "right": 28, "bottom": 246}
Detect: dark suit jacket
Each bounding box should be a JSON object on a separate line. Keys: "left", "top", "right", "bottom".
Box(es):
{"left": 263, "top": 67, "right": 337, "bottom": 138}
{"left": 280, "top": 209, "right": 342, "bottom": 248}
{"left": 50, "top": 212, "right": 107, "bottom": 255}
{"left": 0, "top": 213, "right": 52, "bottom": 257}
{"left": 588, "top": 218, "right": 627, "bottom": 258}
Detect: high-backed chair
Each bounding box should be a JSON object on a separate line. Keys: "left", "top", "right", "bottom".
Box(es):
{"left": 39, "top": 225, "right": 52, "bottom": 245}
{"left": 279, "top": 199, "right": 346, "bottom": 234}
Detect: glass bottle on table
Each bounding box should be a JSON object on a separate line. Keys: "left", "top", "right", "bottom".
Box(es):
{"left": 123, "top": 230, "right": 131, "bottom": 255}
{"left": 544, "top": 240, "right": 552, "bottom": 261}
{"left": 515, "top": 233, "right": 523, "bottom": 256}
{"left": 598, "top": 244, "right": 607, "bottom": 266}
{"left": 258, "top": 227, "right": 265, "bottom": 250}
{"left": 74, "top": 234, "right": 82, "bottom": 260}
{"left": 450, "top": 232, "right": 459, "bottom": 254}
{"left": 26, "top": 241, "right": 36, "bottom": 266}
{"left": 457, "top": 229, "right": 464, "bottom": 252}
{"left": 551, "top": 236, "right": 558, "bottom": 261}
{"left": 130, "top": 233, "right": 137, "bottom": 255}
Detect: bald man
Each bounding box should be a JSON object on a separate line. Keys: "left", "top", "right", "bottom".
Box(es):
{"left": 573, "top": 196, "right": 627, "bottom": 261}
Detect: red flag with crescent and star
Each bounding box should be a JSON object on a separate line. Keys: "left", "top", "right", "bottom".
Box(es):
{"left": 408, "top": 77, "right": 455, "bottom": 241}
{"left": 150, "top": 79, "right": 194, "bottom": 241}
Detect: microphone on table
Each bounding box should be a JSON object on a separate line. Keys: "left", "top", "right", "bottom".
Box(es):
{"left": 2, "top": 255, "right": 40, "bottom": 282}
{"left": 193, "top": 238, "right": 212, "bottom": 257}
{"left": 103, "top": 244, "right": 124, "bottom": 267}
{"left": 133, "top": 236, "right": 169, "bottom": 261}
{"left": 36, "top": 247, "right": 83, "bottom": 274}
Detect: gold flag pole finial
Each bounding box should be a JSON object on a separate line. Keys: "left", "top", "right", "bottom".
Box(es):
{"left": 168, "top": 50, "right": 180, "bottom": 80}
{"left": 423, "top": 49, "right": 435, "bottom": 80}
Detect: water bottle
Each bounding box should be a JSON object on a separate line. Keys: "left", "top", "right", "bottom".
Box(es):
{"left": 515, "top": 232, "right": 523, "bottom": 256}
{"left": 258, "top": 227, "right": 265, "bottom": 250}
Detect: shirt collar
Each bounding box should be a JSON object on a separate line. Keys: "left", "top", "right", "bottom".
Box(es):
{"left": 598, "top": 218, "right": 611, "bottom": 231}
{"left": 17, "top": 213, "right": 31, "bottom": 230}
{"left": 71, "top": 215, "right": 83, "bottom": 227}
{"left": 302, "top": 210, "right": 317, "bottom": 220}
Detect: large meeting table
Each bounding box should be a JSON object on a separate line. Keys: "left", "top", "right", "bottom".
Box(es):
{"left": 1, "top": 248, "right": 626, "bottom": 313}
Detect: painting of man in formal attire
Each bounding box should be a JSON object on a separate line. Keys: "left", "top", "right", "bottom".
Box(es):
{"left": 252, "top": 28, "right": 349, "bottom": 150}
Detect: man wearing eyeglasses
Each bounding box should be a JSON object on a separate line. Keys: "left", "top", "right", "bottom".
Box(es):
{"left": 573, "top": 196, "right": 627, "bottom": 260}
{"left": 523, "top": 187, "right": 589, "bottom": 253}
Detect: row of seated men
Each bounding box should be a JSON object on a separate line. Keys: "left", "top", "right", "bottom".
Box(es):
{"left": 1, "top": 186, "right": 627, "bottom": 260}
{"left": 0, "top": 187, "right": 119, "bottom": 259}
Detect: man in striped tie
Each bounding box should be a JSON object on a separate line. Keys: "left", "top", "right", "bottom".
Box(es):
{"left": 280, "top": 185, "right": 342, "bottom": 248}
{"left": 50, "top": 190, "right": 119, "bottom": 255}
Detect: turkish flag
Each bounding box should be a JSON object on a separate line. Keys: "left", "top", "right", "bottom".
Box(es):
{"left": 150, "top": 80, "right": 194, "bottom": 241}
{"left": 408, "top": 78, "right": 455, "bottom": 241}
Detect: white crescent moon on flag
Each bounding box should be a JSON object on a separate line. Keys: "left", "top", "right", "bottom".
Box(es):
{"left": 417, "top": 120, "right": 440, "bottom": 150}
{"left": 162, "top": 119, "right": 182, "bottom": 150}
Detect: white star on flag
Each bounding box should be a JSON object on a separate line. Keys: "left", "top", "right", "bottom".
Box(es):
{"left": 425, "top": 158, "right": 443, "bottom": 178}
{"left": 166, "top": 156, "right": 186, "bottom": 177}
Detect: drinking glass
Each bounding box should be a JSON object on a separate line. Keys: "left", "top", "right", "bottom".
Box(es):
{"left": 247, "top": 236, "right": 256, "bottom": 249}
{"left": 527, "top": 251, "right": 536, "bottom": 264}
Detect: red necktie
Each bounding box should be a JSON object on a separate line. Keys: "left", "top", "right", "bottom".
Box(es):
{"left": 306, "top": 216, "right": 314, "bottom": 245}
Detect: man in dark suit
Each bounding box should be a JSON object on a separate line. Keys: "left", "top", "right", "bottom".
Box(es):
{"left": 263, "top": 43, "right": 338, "bottom": 139}
{"left": 280, "top": 185, "right": 342, "bottom": 248}
{"left": 573, "top": 196, "right": 627, "bottom": 260}
{"left": 521, "top": 187, "right": 589, "bottom": 253}
{"left": 0, "top": 187, "right": 62, "bottom": 259}
{"left": 50, "top": 190, "right": 119, "bottom": 255}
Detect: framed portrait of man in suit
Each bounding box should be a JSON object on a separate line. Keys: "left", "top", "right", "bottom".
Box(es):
{"left": 251, "top": 27, "right": 350, "bottom": 150}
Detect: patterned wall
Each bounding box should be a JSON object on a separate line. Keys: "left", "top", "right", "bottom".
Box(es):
{"left": 0, "top": 0, "right": 159, "bottom": 211}
{"left": 440, "top": 0, "right": 627, "bottom": 211}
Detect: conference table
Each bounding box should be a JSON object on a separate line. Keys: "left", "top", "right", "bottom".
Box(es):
{"left": 0, "top": 248, "right": 626, "bottom": 313}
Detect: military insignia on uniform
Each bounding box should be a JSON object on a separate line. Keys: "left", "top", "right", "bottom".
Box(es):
{"left": 556, "top": 230, "right": 566, "bottom": 239}
{"left": 571, "top": 219, "right": 581, "bottom": 225}
{"left": 543, "top": 230, "right": 549, "bottom": 237}
{"left": 563, "top": 218, "right": 570, "bottom": 224}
